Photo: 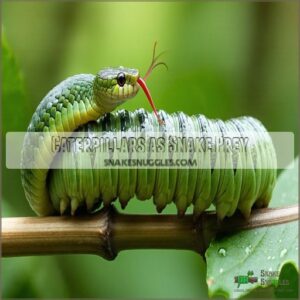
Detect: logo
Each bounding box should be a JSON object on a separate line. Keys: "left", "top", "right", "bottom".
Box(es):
{"left": 234, "top": 269, "right": 290, "bottom": 293}
{"left": 234, "top": 270, "right": 258, "bottom": 288}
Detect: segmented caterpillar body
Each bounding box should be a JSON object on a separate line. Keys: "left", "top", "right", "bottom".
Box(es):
{"left": 48, "top": 109, "right": 277, "bottom": 219}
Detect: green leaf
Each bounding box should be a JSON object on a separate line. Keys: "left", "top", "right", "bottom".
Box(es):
{"left": 2, "top": 29, "right": 33, "bottom": 215}
{"left": 206, "top": 158, "right": 299, "bottom": 299}
{"left": 274, "top": 262, "right": 299, "bottom": 298}
{"left": 2, "top": 28, "right": 29, "bottom": 133}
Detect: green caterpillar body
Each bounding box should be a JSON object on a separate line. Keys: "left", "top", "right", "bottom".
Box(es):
{"left": 48, "top": 109, "right": 277, "bottom": 219}
{"left": 21, "top": 68, "right": 277, "bottom": 219}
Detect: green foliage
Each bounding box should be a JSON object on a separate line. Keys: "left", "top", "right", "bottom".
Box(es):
{"left": 2, "top": 30, "right": 27, "bottom": 133}
{"left": 275, "top": 262, "right": 299, "bottom": 298}
{"left": 206, "top": 158, "right": 299, "bottom": 298}
{"left": 2, "top": 30, "right": 33, "bottom": 216}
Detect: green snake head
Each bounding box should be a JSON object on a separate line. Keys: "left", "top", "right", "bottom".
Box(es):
{"left": 93, "top": 67, "right": 140, "bottom": 111}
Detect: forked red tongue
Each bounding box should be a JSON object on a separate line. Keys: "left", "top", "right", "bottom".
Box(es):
{"left": 137, "top": 77, "right": 164, "bottom": 125}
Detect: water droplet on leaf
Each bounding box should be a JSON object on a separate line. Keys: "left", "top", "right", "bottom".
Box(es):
{"left": 218, "top": 248, "right": 226, "bottom": 257}
{"left": 245, "top": 246, "right": 251, "bottom": 255}
{"left": 280, "top": 249, "right": 287, "bottom": 258}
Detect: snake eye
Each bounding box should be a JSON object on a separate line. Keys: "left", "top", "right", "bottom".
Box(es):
{"left": 117, "top": 72, "right": 126, "bottom": 87}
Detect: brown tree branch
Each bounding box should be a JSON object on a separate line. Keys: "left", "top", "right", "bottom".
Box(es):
{"left": 2, "top": 204, "right": 298, "bottom": 259}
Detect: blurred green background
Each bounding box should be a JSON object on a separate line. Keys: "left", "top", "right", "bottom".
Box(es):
{"left": 2, "top": 1, "right": 298, "bottom": 298}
